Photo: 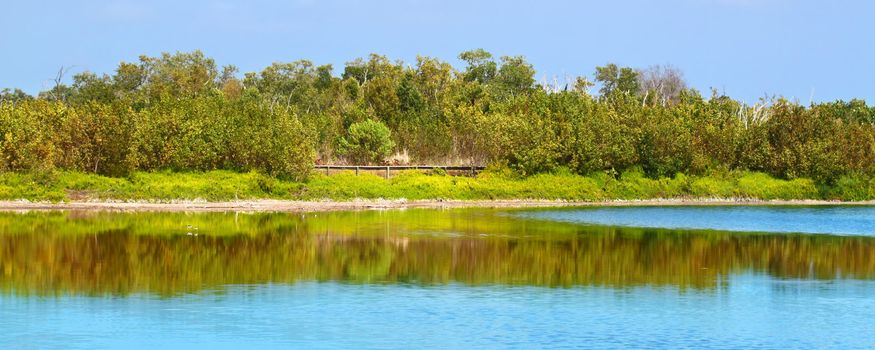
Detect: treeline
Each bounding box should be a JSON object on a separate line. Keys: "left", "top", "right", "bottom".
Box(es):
{"left": 1, "top": 50, "right": 874, "bottom": 181}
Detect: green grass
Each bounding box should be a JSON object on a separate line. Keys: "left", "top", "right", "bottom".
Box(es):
{"left": 0, "top": 168, "right": 872, "bottom": 202}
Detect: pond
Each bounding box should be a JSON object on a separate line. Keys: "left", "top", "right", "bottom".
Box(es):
{"left": 1, "top": 206, "right": 874, "bottom": 348}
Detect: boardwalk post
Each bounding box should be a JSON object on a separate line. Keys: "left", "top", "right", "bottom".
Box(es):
{"left": 385, "top": 166, "right": 390, "bottom": 179}
{"left": 325, "top": 165, "right": 330, "bottom": 176}
{"left": 355, "top": 166, "right": 359, "bottom": 176}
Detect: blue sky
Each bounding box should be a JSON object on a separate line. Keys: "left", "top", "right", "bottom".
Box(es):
{"left": 1, "top": 0, "right": 872, "bottom": 102}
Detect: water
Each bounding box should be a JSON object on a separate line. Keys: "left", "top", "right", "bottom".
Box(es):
{"left": 515, "top": 205, "right": 875, "bottom": 236}
{"left": 5, "top": 278, "right": 875, "bottom": 349}
{"left": 1, "top": 207, "right": 875, "bottom": 349}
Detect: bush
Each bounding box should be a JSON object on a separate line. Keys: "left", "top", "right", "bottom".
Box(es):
{"left": 0, "top": 169, "right": 872, "bottom": 202}
{"left": 337, "top": 119, "right": 395, "bottom": 164}
{"left": 603, "top": 168, "right": 690, "bottom": 199}
{"left": 822, "top": 174, "right": 875, "bottom": 201}
{"left": 0, "top": 96, "right": 316, "bottom": 180}
{"left": 735, "top": 172, "right": 819, "bottom": 200}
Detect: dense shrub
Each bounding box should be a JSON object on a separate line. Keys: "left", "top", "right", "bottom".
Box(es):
{"left": 1, "top": 50, "right": 874, "bottom": 185}
{"left": 0, "top": 95, "right": 315, "bottom": 179}
{"left": 336, "top": 119, "right": 395, "bottom": 164}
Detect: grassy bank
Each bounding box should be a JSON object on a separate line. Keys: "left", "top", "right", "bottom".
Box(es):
{"left": 1, "top": 168, "right": 873, "bottom": 203}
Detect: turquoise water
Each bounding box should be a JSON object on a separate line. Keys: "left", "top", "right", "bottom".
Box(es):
{"left": 1, "top": 207, "right": 875, "bottom": 349}
{"left": 516, "top": 205, "right": 875, "bottom": 236}
{"left": 4, "top": 277, "right": 875, "bottom": 349}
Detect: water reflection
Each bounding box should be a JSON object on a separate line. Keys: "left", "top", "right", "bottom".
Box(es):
{"left": 1, "top": 209, "right": 875, "bottom": 296}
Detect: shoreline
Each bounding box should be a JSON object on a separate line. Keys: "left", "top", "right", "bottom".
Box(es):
{"left": 0, "top": 198, "right": 873, "bottom": 212}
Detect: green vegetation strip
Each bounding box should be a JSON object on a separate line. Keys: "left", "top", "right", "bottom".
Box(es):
{"left": 2, "top": 168, "right": 873, "bottom": 202}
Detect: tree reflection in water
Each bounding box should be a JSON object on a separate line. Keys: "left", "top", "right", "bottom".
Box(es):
{"left": 1, "top": 209, "right": 873, "bottom": 296}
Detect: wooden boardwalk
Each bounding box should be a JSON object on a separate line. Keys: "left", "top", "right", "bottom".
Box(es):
{"left": 314, "top": 165, "right": 486, "bottom": 178}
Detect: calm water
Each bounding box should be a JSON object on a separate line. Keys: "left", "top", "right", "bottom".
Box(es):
{"left": 1, "top": 206, "right": 875, "bottom": 349}
{"left": 515, "top": 205, "right": 875, "bottom": 236}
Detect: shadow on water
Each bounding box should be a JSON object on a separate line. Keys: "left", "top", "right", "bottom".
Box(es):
{"left": 2, "top": 208, "right": 875, "bottom": 296}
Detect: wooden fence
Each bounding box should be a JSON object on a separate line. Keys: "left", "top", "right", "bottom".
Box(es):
{"left": 314, "top": 165, "right": 486, "bottom": 178}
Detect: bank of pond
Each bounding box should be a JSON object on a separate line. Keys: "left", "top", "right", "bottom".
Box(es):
{"left": 1, "top": 168, "right": 874, "bottom": 202}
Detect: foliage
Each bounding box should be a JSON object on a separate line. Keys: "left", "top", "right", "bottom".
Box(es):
{"left": 0, "top": 50, "right": 873, "bottom": 186}
{"left": 0, "top": 93, "right": 315, "bottom": 179}
{"left": 0, "top": 169, "right": 870, "bottom": 202}
{"left": 337, "top": 119, "right": 395, "bottom": 164}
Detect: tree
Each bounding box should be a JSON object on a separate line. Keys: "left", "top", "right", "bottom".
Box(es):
{"left": 113, "top": 62, "right": 147, "bottom": 96}
{"left": 137, "top": 50, "right": 220, "bottom": 98}
{"left": 0, "top": 88, "right": 33, "bottom": 103}
{"left": 69, "top": 72, "right": 115, "bottom": 104}
{"left": 572, "top": 76, "right": 595, "bottom": 96}
{"left": 595, "top": 63, "right": 639, "bottom": 97}
{"left": 364, "top": 77, "right": 401, "bottom": 124}
{"left": 493, "top": 55, "right": 536, "bottom": 97}
{"left": 246, "top": 60, "right": 316, "bottom": 98}
{"left": 414, "top": 56, "right": 453, "bottom": 103}
{"left": 396, "top": 72, "right": 424, "bottom": 113}
{"left": 637, "top": 64, "right": 686, "bottom": 106}
{"left": 458, "top": 49, "right": 497, "bottom": 84}
{"left": 37, "top": 66, "right": 74, "bottom": 102}
{"left": 315, "top": 64, "right": 335, "bottom": 90}
{"left": 219, "top": 65, "right": 243, "bottom": 100}
{"left": 337, "top": 119, "right": 395, "bottom": 164}
{"left": 342, "top": 54, "right": 401, "bottom": 85}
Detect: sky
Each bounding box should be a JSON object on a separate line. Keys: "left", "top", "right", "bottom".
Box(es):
{"left": 1, "top": 0, "right": 873, "bottom": 103}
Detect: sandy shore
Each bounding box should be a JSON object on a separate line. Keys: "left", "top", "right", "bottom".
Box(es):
{"left": 0, "top": 198, "right": 872, "bottom": 212}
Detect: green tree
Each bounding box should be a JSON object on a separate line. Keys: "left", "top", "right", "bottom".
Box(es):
{"left": 0, "top": 88, "right": 33, "bottom": 102}
{"left": 68, "top": 72, "right": 116, "bottom": 104}
{"left": 493, "top": 55, "right": 536, "bottom": 98}
{"left": 458, "top": 49, "right": 497, "bottom": 84}
{"left": 337, "top": 119, "right": 395, "bottom": 164}
{"left": 138, "top": 51, "right": 220, "bottom": 99}
{"left": 595, "top": 63, "right": 640, "bottom": 97}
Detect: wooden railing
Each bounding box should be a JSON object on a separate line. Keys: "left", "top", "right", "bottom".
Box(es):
{"left": 314, "top": 165, "right": 486, "bottom": 178}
